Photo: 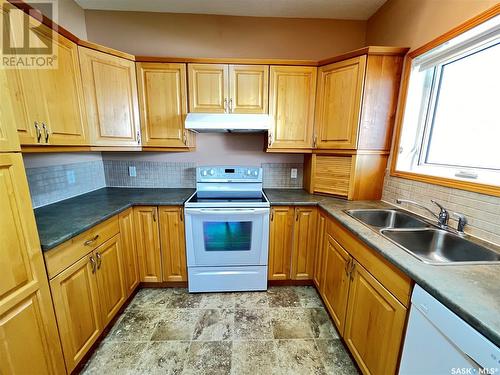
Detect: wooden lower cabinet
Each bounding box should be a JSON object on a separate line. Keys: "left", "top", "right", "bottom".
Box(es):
{"left": 134, "top": 206, "right": 162, "bottom": 282}
{"left": 290, "top": 207, "right": 318, "bottom": 280}
{"left": 0, "top": 153, "right": 65, "bottom": 375}
{"left": 159, "top": 207, "right": 187, "bottom": 282}
{"left": 95, "top": 235, "right": 127, "bottom": 326}
{"left": 313, "top": 211, "right": 327, "bottom": 288}
{"left": 344, "top": 261, "right": 407, "bottom": 375}
{"left": 268, "top": 206, "right": 294, "bottom": 280}
{"left": 119, "top": 208, "right": 140, "bottom": 296}
{"left": 321, "top": 235, "right": 351, "bottom": 333}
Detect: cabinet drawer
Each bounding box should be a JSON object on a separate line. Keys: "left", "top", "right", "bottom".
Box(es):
{"left": 326, "top": 215, "right": 412, "bottom": 307}
{"left": 44, "top": 216, "right": 120, "bottom": 279}
{"left": 313, "top": 155, "right": 352, "bottom": 197}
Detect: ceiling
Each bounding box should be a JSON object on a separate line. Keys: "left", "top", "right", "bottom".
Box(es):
{"left": 75, "top": 0, "right": 387, "bottom": 20}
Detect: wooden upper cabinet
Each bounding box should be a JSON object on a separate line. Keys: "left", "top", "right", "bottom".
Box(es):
{"left": 136, "top": 62, "right": 193, "bottom": 148}
{"left": 119, "top": 208, "right": 140, "bottom": 297}
{"left": 159, "top": 206, "right": 187, "bottom": 282}
{"left": 188, "top": 64, "right": 228, "bottom": 113}
{"left": 315, "top": 56, "right": 366, "bottom": 149}
{"left": 229, "top": 65, "right": 269, "bottom": 114}
{"left": 134, "top": 206, "right": 162, "bottom": 282}
{"left": 79, "top": 46, "right": 141, "bottom": 147}
{"left": 268, "top": 206, "right": 294, "bottom": 280}
{"left": 0, "top": 153, "right": 65, "bottom": 375}
{"left": 290, "top": 207, "right": 317, "bottom": 280}
{"left": 344, "top": 261, "right": 407, "bottom": 375}
{"left": 268, "top": 66, "right": 317, "bottom": 149}
{"left": 0, "top": 70, "right": 21, "bottom": 152}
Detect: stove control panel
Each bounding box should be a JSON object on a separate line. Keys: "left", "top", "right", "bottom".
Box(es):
{"left": 197, "top": 166, "right": 262, "bottom": 182}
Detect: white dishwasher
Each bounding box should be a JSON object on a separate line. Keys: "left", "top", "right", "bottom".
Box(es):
{"left": 399, "top": 285, "right": 499, "bottom": 375}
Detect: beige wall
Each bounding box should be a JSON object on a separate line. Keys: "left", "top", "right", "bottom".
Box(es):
{"left": 32, "top": 0, "right": 87, "bottom": 39}
{"left": 83, "top": 10, "right": 366, "bottom": 60}
{"left": 366, "top": 0, "right": 497, "bottom": 49}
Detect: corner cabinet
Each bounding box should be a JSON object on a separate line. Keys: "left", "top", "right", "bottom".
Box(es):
{"left": 136, "top": 63, "right": 195, "bottom": 150}
{"left": 79, "top": 46, "right": 141, "bottom": 147}
{"left": 267, "top": 66, "right": 317, "bottom": 150}
{"left": 188, "top": 63, "right": 269, "bottom": 114}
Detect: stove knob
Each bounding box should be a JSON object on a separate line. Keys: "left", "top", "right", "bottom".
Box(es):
{"left": 201, "top": 169, "right": 208, "bottom": 176}
{"left": 209, "top": 169, "right": 215, "bottom": 176}
{"left": 253, "top": 170, "right": 259, "bottom": 176}
{"left": 246, "top": 169, "right": 252, "bottom": 176}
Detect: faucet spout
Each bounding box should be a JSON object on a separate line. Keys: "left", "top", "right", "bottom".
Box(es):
{"left": 396, "top": 198, "right": 450, "bottom": 228}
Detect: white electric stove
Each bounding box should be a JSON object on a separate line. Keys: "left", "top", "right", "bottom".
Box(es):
{"left": 184, "top": 166, "right": 270, "bottom": 292}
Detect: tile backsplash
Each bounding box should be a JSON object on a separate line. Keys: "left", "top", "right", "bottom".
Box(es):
{"left": 27, "top": 160, "right": 303, "bottom": 207}
{"left": 26, "top": 160, "right": 106, "bottom": 208}
{"left": 382, "top": 172, "right": 500, "bottom": 245}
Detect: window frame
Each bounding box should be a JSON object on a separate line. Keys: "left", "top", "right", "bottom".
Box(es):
{"left": 390, "top": 5, "right": 500, "bottom": 197}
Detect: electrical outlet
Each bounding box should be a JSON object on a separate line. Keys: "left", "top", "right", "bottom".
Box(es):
{"left": 290, "top": 168, "right": 298, "bottom": 179}
{"left": 128, "top": 166, "right": 137, "bottom": 177}
{"left": 66, "top": 170, "right": 76, "bottom": 185}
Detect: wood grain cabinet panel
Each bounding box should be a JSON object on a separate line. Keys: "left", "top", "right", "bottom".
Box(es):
{"left": 50, "top": 254, "right": 101, "bottom": 373}
{"left": 95, "top": 235, "right": 126, "bottom": 327}
{"left": 159, "top": 206, "right": 187, "bottom": 282}
{"left": 137, "top": 62, "right": 194, "bottom": 148}
{"left": 119, "top": 208, "right": 140, "bottom": 297}
{"left": 268, "top": 206, "right": 294, "bottom": 280}
{"left": 290, "top": 207, "right": 317, "bottom": 280}
{"left": 79, "top": 46, "right": 140, "bottom": 147}
{"left": 313, "top": 211, "right": 327, "bottom": 289}
{"left": 0, "top": 153, "right": 65, "bottom": 375}
{"left": 134, "top": 206, "right": 162, "bottom": 282}
{"left": 188, "top": 64, "right": 228, "bottom": 113}
{"left": 229, "top": 65, "right": 269, "bottom": 114}
{"left": 315, "top": 56, "right": 366, "bottom": 149}
{"left": 268, "top": 66, "right": 317, "bottom": 149}
{"left": 0, "top": 70, "right": 22, "bottom": 151}
{"left": 344, "top": 261, "right": 407, "bottom": 375}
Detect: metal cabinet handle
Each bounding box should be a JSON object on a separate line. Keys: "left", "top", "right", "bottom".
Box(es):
{"left": 95, "top": 251, "right": 102, "bottom": 270}
{"left": 313, "top": 134, "right": 317, "bottom": 148}
{"left": 270, "top": 209, "right": 274, "bottom": 221}
{"left": 344, "top": 258, "right": 351, "bottom": 276}
{"left": 224, "top": 98, "right": 228, "bottom": 113}
{"left": 84, "top": 235, "right": 99, "bottom": 246}
{"left": 42, "top": 123, "right": 49, "bottom": 143}
{"left": 152, "top": 210, "right": 157, "bottom": 222}
{"left": 180, "top": 209, "right": 184, "bottom": 222}
{"left": 34, "top": 121, "right": 42, "bottom": 143}
{"left": 295, "top": 209, "right": 299, "bottom": 221}
{"left": 268, "top": 133, "right": 273, "bottom": 147}
{"left": 89, "top": 255, "right": 97, "bottom": 273}
{"left": 229, "top": 98, "right": 233, "bottom": 113}
{"left": 183, "top": 130, "right": 188, "bottom": 145}
{"left": 349, "top": 260, "right": 356, "bottom": 281}
{"left": 137, "top": 131, "right": 141, "bottom": 145}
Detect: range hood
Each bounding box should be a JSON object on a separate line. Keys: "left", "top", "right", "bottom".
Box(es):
{"left": 185, "top": 113, "right": 272, "bottom": 133}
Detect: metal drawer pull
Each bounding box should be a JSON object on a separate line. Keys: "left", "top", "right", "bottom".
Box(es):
{"left": 89, "top": 256, "right": 97, "bottom": 273}
{"left": 84, "top": 235, "right": 99, "bottom": 246}
{"left": 95, "top": 251, "right": 102, "bottom": 270}
{"left": 34, "top": 121, "right": 42, "bottom": 143}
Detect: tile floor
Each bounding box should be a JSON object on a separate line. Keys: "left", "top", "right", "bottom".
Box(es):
{"left": 81, "top": 286, "right": 359, "bottom": 374}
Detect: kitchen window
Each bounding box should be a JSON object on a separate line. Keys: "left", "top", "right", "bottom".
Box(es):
{"left": 393, "top": 14, "right": 500, "bottom": 191}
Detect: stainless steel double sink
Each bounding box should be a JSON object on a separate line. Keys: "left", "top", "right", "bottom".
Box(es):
{"left": 345, "top": 209, "right": 500, "bottom": 265}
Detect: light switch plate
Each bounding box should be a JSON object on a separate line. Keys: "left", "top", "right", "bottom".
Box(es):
{"left": 128, "top": 166, "right": 137, "bottom": 177}
{"left": 290, "top": 168, "right": 298, "bottom": 179}
{"left": 66, "top": 170, "right": 76, "bottom": 185}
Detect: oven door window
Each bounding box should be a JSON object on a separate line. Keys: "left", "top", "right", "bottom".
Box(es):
{"left": 203, "top": 221, "right": 252, "bottom": 251}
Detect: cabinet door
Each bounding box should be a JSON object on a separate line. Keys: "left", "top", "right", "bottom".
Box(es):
{"left": 313, "top": 211, "right": 327, "bottom": 288}
{"left": 229, "top": 65, "right": 269, "bottom": 114}
{"left": 27, "top": 25, "right": 88, "bottom": 146}
{"left": 0, "top": 70, "right": 21, "bottom": 151}
{"left": 137, "top": 62, "right": 191, "bottom": 148}
{"left": 268, "top": 66, "right": 316, "bottom": 149}
{"left": 0, "top": 153, "right": 65, "bottom": 375}
{"left": 290, "top": 207, "right": 317, "bottom": 280}
{"left": 95, "top": 235, "right": 126, "bottom": 327}
{"left": 134, "top": 206, "right": 162, "bottom": 282}
{"left": 268, "top": 206, "right": 294, "bottom": 280}
{"left": 322, "top": 235, "right": 351, "bottom": 333}
{"left": 79, "top": 47, "right": 140, "bottom": 147}
{"left": 315, "top": 56, "right": 366, "bottom": 149}
{"left": 344, "top": 261, "right": 407, "bottom": 375}
{"left": 159, "top": 206, "right": 187, "bottom": 282}
{"left": 50, "top": 254, "right": 101, "bottom": 373}
{"left": 119, "top": 208, "right": 140, "bottom": 297}
{"left": 188, "top": 64, "right": 229, "bottom": 113}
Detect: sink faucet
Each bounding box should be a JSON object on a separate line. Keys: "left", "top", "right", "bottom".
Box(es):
{"left": 396, "top": 198, "right": 450, "bottom": 228}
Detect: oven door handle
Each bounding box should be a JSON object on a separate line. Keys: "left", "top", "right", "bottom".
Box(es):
{"left": 185, "top": 208, "right": 269, "bottom": 215}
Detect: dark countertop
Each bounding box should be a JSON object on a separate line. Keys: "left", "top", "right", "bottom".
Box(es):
{"left": 34, "top": 187, "right": 195, "bottom": 251}
{"left": 265, "top": 189, "right": 500, "bottom": 347}
{"left": 35, "top": 187, "right": 499, "bottom": 346}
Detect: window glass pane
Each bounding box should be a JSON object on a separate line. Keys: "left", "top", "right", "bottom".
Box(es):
{"left": 203, "top": 221, "right": 252, "bottom": 251}
{"left": 425, "top": 43, "right": 500, "bottom": 170}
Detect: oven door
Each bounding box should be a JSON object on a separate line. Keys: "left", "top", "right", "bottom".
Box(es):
{"left": 185, "top": 207, "right": 269, "bottom": 267}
